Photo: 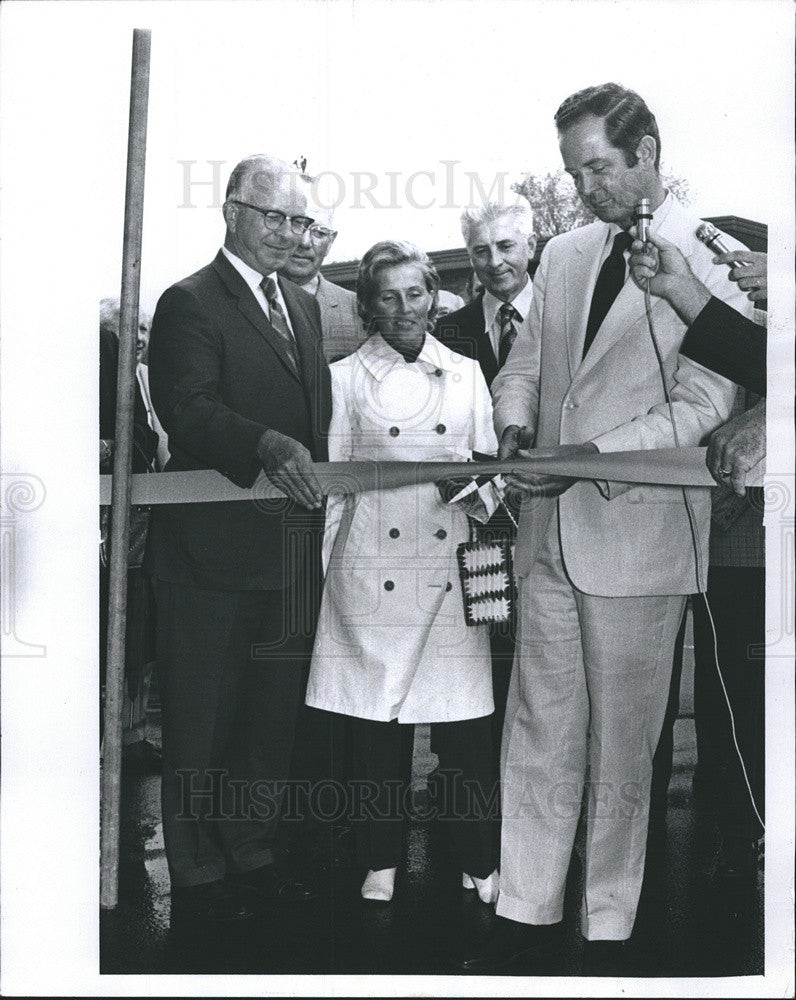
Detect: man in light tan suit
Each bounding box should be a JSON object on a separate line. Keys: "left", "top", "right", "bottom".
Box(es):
{"left": 280, "top": 201, "right": 365, "bottom": 362}
{"left": 460, "top": 83, "right": 754, "bottom": 975}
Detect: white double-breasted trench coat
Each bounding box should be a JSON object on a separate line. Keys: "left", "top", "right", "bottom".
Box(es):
{"left": 305, "top": 333, "right": 498, "bottom": 723}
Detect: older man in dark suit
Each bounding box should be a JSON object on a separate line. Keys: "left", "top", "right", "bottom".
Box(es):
{"left": 145, "top": 154, "right": 331, "bottom": 921}
{"left": 435, "top": 202, "right": 537, "bottom": 389}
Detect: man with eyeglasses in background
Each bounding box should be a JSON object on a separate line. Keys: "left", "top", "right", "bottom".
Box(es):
{"left": 145, "top": 154, "right": 332, "bottom": 923}
{"left": 280, "top": 195, "right": 366, "bottom": 363}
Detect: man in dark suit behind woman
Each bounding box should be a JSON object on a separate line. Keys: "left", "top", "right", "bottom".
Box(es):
{"left": 434, "top": 201, "right": 537, "bottom": 772}
{"left": 145, "top": 154, "right": 332, "bottom": 921}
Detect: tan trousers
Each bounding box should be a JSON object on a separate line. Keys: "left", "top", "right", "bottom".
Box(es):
{"left": 497, "top": 510, "right": 686, "bottom": 940}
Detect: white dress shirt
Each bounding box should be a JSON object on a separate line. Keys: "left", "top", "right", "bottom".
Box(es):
{"left": 221, "top": 246, "right": 295, "bottom": 337}
{"left": 482, "top": 275, "right": 534, "bottom": 360}
{"left": 596, "top": 190, "right": 676, "bottom": 283}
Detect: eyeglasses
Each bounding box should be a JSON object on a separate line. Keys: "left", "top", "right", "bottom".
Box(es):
{"left": 308, "top": 225, "right": 337, "bottom": 243}
{"left": 230, "top": 200, "right": 315, "bottom": 235}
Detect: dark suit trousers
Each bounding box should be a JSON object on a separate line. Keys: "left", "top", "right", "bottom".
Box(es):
{"left": 154, "top": 576, "right": 316, "bottom": 888}
{"left": 692, "top": 568, "right": 765, "bottom": 839}
{"left": 350, "top": 717, "right": 496, "bottom": 878}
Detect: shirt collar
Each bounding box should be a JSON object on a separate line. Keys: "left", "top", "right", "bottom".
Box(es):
{"left": 221, "top": 245, "right": 275, "bottom": 296}
{"left": 356, "top": 332, "right": 462, "bottom": 382}
{"left": 482, "top": 274, "right": 533, "bottom": 329}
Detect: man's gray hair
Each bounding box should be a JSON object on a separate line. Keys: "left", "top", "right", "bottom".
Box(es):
{"left": 460, "top": 202, "right": 535, "bottom": 246}
{"left": 225, "top": 154, "right": 303, "bottom": 203}
{"left": 100, "top": 297, "right": 121, "bottom": 337}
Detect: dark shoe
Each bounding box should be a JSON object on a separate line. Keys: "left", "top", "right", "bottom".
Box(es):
{"left": 582, "top": 939, "right": 629, "bottom": 976}
{"left": 170, "top": 879, "right": 257, "bottom": 922}
{"left": 122, "top": 739, "right": 162, "bottom": 774}
{"left": 227, "top": 863, "right": 317, "bottom": 902}
{"left": 458, "top": 917, "right": 561, "bottom": 972}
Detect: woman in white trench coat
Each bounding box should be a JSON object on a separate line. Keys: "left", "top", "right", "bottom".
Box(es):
{"left": 306, "top": 241, "right": 500, "bottom": 904}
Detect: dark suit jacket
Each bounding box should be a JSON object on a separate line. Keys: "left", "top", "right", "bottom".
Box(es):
{"left": 434, "top": 294, "right": 499, "bottom": 388}
{"left": 144, "top": 250, "right": 331, "bottom": 591}
{"left": 680, "top": 295, "right": 766, "bottom": 397}
{"left": 434, "top": 294, "right": 521, "bottom": 539}
{"left": 99, "top": 325, "right": 158, "bottom": 472}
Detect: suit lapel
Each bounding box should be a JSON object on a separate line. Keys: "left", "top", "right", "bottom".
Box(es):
{"left": 281, "top": 278, "right": 331, "bottom": 461}
{"left": 575, "top": 275, "right": 650, "bottom": 382}
{"left": 465, "top": 297, "right": 499, "bottom": 385}
{"left": 564, "top": 225, "right": 607, "bottom": 378}
{"left": 280, "top": 277, "right": 321, "bottom": 391}
{"left": 211, "top": 252, "right": 303, "bottom": 384}
{"left": 316, "top": 275, "right": 337, "bottom": 313}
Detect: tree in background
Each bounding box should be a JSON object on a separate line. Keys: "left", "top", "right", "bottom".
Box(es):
{"left": 511, "top": 168, "right": 691, "bottom": 238}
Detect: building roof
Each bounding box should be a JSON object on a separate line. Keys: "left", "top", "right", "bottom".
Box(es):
{"left": 322, "top": 215, "right": 768, "bottom": 289}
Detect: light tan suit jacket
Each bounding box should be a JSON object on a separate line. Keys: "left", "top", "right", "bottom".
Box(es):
{"left": 492, "top": 196, "right": 755, "bottom": 597}
{"left": 316, "top": 274, "right": 367, "bottom": 363}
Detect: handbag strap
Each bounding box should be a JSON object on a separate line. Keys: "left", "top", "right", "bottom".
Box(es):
{"left": 495, "top": 485, "right": 519, "bottom": 530}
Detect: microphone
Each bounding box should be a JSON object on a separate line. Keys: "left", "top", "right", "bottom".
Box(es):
{"left": 635, "top": 199, "right": 652, "bottom": 244}
{"left": 695, "top": 222, "right": 749, "bottom": 270}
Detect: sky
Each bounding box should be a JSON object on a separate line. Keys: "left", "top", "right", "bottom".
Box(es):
{"left": 3, "top": 0, "right": 792, "bottom": 313}
{"left": 0, "top": 1, "right": 793, "bottom": 995}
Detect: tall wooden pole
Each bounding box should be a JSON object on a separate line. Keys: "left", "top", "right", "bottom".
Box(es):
{"left": 100, "top": 28, "right": 151, "bottom": 910}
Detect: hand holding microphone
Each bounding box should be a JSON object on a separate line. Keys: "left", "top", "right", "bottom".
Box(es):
{"left": 711, "top": 249, "right": 767, "bottom": 303}
{"left": 629, "top": 230, "right": 712, "bottom": 324}
{"left": 695, "top": 222, "right": 767, "bottom": 305}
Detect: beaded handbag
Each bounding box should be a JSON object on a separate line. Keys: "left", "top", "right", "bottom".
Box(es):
{"left": 452, "top": 476, "right": 518, "bottom": 626}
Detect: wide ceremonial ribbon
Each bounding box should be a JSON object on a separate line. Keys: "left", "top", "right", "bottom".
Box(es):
{"left": 99, "top": 447, "right": 764, "bottom": 506}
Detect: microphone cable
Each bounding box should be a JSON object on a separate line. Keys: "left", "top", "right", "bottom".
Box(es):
{"left": 641, "top": 275, "right": 764, "bottom": 833}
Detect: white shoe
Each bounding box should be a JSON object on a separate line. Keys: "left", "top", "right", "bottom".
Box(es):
{"left": 463, "top": 869, "right": 499, "bottom": 904}
{"left": 361, "top": 867, "right": 397, "bottom": 902}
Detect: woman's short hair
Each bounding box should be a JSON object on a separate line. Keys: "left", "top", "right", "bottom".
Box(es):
{"left": 356, "top": 240, "right": 440, "bottom": 329}
{"left": 554, "top": 83, "right": 661, "bottom": 171}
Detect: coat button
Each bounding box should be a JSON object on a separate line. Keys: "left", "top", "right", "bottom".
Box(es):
{"left": 435, "top": 423, "right": 446, "bottom": 434}
{"left": 389, "top": 528, "right": 400, "bottom": 538}
{"left": 445, "top": 581, "right": 452, "bottom": 592}
{"left": 434, "top": 368, "right": 443, "bottom": 377}
{"left": 389, "top": 426, "right": 400, "bottom": 437}
{"left": 384, "top": 580, "right": 394, "bottom": 591}
{"left": 435, "top": 528, "right": 447, "bottom": 539}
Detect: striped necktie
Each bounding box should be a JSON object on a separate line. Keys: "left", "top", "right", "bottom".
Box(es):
{"left": 498, "top": 302, "right": 520, "bottom": 369}
{"left": 261, "top": 276, "right": 300, "bottom": 378}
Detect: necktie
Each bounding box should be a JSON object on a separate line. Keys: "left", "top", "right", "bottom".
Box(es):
{"left": 497, "top": 302, "right": 520, "bottom": 369}
{"left": 582, "top": 231, "right": 634, "bottom": 360}
{"left": 261, "top": 276, "right": 300, "bottom": 378}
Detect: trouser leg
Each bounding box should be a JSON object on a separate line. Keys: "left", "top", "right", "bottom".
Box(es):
{"left": 577, "top": 590, "right": 686, "bottom": 940}
{"left": 692, "top": 567, "right": 765, "bottom": 840}
{"left": 221, "top": 583, "right": 312, "bottom": 873}
{"left": 121, "top": 568, "right": 156, "bottom": 747}
{"left": 283, "top": 687, "right": 348, "bottom": 846}
{"left": 496, "top": 513, "right": 589, "bottom": 926}
{"left": 349, "top": 717, "right": 413, "bottom": 870}
{"left": 431, "top": 715, "right": 496, "bottom": 879}
{"left": 154, "top": 579, "right": 308, "bottom": 887}
{"left": 649, "top": 609, "right": 687, "bottom": 825}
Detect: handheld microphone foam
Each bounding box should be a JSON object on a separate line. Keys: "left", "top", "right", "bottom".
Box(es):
{"left": 695, "top": 222, "right": 749, "bottom": 270}
{"left": 635, "top": 199, "right": 652, "bottom": 243}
